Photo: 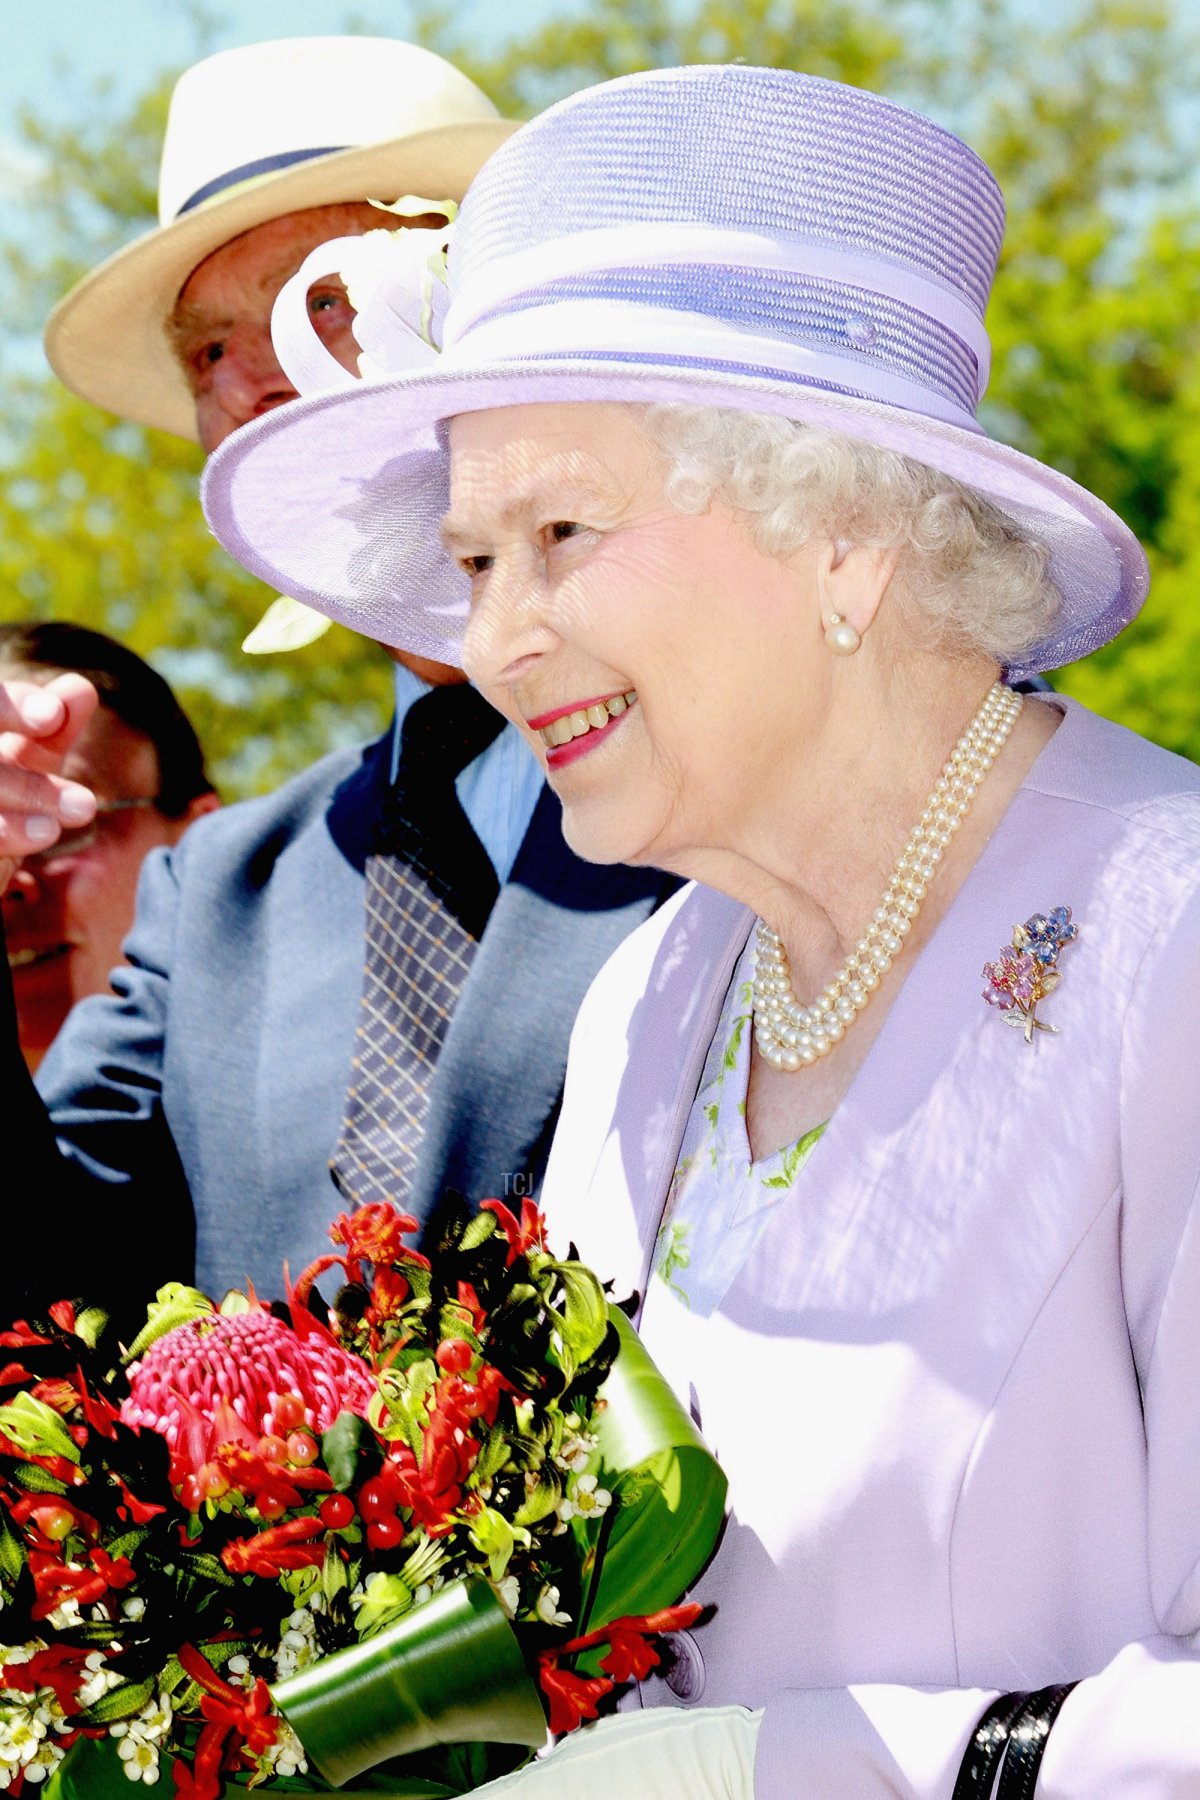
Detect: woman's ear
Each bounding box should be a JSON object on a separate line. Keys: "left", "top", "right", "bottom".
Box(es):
{"left": 815, "top": 538, "right": 901, "bottom": 641}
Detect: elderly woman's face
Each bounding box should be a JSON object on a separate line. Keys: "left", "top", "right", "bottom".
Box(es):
{"left": 446, "top": 402, "right": 826, "bottom": 869}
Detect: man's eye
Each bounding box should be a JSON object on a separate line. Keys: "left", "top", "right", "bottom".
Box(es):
{"left": 550, "top": 521, "right": 585, "bottom": 542}
{"left": 309, "top": 289, "right": 349, "bottom": 317}
{"left": 203, "top": 342, "right": 224, "bottom": 367}
{"left": 460, "top": 554, "right": 494, "bottom": 578}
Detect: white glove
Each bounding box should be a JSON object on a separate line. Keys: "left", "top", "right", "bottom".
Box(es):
{"left": 468, "top": 1706, "right": 762, "bottom": 1800}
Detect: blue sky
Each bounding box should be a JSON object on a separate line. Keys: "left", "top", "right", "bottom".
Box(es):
{"left": 0, "top": 0, "right": 551, "bottom": 196}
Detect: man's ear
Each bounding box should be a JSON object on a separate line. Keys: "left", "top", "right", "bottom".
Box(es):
{"left": 177, "top": 791, "right": 221, "bottom": 832}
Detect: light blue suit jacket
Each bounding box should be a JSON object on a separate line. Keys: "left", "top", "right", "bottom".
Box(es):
{"left": 8, "top": 730, "right": 674, "bottom": 1316}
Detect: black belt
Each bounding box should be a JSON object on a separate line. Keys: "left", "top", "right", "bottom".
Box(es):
{"left": 952, "top": 1683, "right": 1078, "bottom": 1800}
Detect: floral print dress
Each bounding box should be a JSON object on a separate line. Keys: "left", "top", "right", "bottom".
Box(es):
{"left": 647, "top": 934, "right": 825, "bottom": 1320}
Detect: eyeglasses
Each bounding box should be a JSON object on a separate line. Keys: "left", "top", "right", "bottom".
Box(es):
{"left": 23, "top": 799, "right": 160, "bottom": 867}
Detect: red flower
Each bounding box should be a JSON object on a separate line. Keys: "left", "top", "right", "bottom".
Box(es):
{"left": 480, "top": 1199, "right": 547, "bottom": 1267}
{"left": 115, "top": 1475, "right": 167, "bottom": 1525}
{"left": 88, "top": 1546, "right": 135, "bottom": 1590}
{"left": 172, "top": 1722, "right": 226, "bottom": 1800}
{"left": 221, "top": 1516, "right": 327, "bottom": 1578}
{"left": 199, "top": 1677, "right": 278, "bottom": 1760}
{"left": 540, "top": 1604, "right": 704, "bottom": 1713}
{"left": 368, "top": 1266, "right": 410, "bottom": 1324}
{"left": 0, "top": 1643, "right": 92, "bottom": 1710}
{"left": 454, "top": 1282, "right": 487, "bottom": 1335}
{"left": 330, "top": 1202, "right": 420, "bottom": 1275}
{"left": 0, "top": 1432, "right": 83, "bottom": 1486}
{"left": 176, "top": 1645, "right": 279, "bottom": 1774}
{"left": 537, "top": 1660, "right": 613, "bottom": 1734}
{"left": 28, "top": 1551, "right": 109, "bottom": 1619}
{"left": 599, "top": 1627, "right": 663, "bottom": 1684}
{"left": 0, "top": 1324, "right": 52, "bottom": 1349}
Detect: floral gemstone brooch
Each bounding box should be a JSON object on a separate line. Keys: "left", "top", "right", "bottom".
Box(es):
{"left": 982, "top": 905, "right": 1078, "bottom": 1043}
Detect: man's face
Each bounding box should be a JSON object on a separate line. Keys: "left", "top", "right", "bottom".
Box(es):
{"left": 1, "top": 688, "right": 209, "bottom": 1071}
{"left": 170, "top": 202, "right": 392, "bottom": 453}
{"left": 171, "top": 201, "right": 465, "bottom": 686}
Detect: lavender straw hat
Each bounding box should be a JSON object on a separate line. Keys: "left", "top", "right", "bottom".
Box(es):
{"left": 202, "top": 65, "right": 1148, "bottom": 677}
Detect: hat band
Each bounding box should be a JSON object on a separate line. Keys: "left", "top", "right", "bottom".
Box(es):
{"left": 445, "top": 223, "right": 992, "bottom": 399}
{"left": 448, "top": 297, "right": 984, "bottom": 432}
{"left": 174, "top": 146, "right": 350, "bottom": 218}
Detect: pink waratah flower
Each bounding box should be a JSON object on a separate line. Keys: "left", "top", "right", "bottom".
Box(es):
{"left": 119, "top": 1307, "right": 375, "bottom": 1452}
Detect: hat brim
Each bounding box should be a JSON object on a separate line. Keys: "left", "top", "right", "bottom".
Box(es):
{"left": 44, "top": 121, "right": 517, "bottom": 440}
{"left": 201, "top": 357, "right": 1149, "bottom": 679}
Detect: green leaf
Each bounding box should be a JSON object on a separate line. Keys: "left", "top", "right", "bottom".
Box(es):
{"left": 322, "top": 1411, "right": 365, "bottom": 1491}
{"left": 512, "top": 1468, "right": 561, "bottom": 1528}
{"left": 0, "top": 1523, "right": 25, "bottom": 1581}
{"left": 75, "top": 1674, "right": 156, "bottom": 1726}
{"left": 466, "top": 1505, "right": 530, "bottom": 1582}
{"left": 0, "top": 1393, "right": 80, "bottom": 1463}
{"left": 72, "top": 1307, "right": 108, "bottom": 1350}
{"left": 11, "top": 1464, "right": 69, "bottom": 1493}
{"left": 554, "top": 1262, "right": 609, "bottom": 1366}
{"left": 458, "top": 1211, "right": 499, "bottom": 1252}
{"left": 121, "top": 1284, "right": 215, "bottom": 1363}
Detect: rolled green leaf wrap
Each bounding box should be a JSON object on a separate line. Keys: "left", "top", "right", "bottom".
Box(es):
{"left": 272, "top": 1579, "right": 546, "bottom": 1788}
{"left": 580, "top": 1306, "right": 728, "bottom": 1628}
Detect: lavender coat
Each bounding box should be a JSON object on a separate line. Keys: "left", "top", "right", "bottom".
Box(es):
{"left": 540, "top": 699, "right": 1200, "bottom": 1797}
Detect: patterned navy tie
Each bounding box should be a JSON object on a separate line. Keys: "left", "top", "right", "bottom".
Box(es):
{"left": 330, "top": 683, "right": 506, "bottom": 1207}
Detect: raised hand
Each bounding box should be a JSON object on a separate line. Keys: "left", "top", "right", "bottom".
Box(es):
{"left": 0, "top": 675, "right": 100, "bottom": 894}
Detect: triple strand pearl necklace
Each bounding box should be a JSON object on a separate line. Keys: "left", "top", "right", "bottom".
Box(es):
{"left": 752, "top": 681, "right": 1024, "bottom": 1072}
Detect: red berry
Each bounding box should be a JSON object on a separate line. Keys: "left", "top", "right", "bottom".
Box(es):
{"left": 31, "top": 1503, "right": 74, "bottom": 1542}
{"left": 286, "top": 1432, "right": 319, "bottom": 1468}
{"left": 358, "top": 1478, "right": 395, "bottom": 1522}
{"left": 178, "top": 1474, "right": 203, "bottom": 1514}
{"left": 256, "top": 1493, "right": 287, "bottom": 1521}
{"left": 271, "top": 1393, "right": 307, "bottom": 1434}
{"left": 319, "top": 1493, "right": 355, "bottom": 1530}
{"left": 366, "top": 1516, "right": 404, "bottom": 1551}
{"left": 199, "top": 1463, "right": 230, "bottom": 1501}
{"left": 436, "top": 1338, "right": 473, "bottom": 1374}
{"left": 256, "top": 1434, "right": 289, "bottom": 1465}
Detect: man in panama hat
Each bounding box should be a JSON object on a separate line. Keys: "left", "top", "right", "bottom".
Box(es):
{"left": 0, "top": 36, "right": 674, "bottom": 1324}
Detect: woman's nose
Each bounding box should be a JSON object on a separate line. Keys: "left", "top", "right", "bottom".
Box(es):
{"left": 462, "top": 557, "right": 559, "bottom": 693}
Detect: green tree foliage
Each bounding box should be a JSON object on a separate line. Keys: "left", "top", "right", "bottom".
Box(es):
{"left": 0, "top": 0, "right": 1197, "bottom": 796}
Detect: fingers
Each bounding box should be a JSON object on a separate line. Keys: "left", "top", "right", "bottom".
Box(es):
{"left": 0, "top": 676, "right": 99, "bottom": 870}
{"left": 0, "top": 674, "right": 99, "bottom": 772}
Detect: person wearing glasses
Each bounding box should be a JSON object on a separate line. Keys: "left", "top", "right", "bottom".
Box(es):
{"left": 0, "top": 622, "right": 218, "bottom": 1072}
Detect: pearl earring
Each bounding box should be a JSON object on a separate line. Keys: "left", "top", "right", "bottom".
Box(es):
{"left": 824, "top": 613, "right": 861, "bottom": 656}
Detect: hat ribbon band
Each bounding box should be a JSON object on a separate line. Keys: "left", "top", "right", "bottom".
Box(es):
{"left": 444, "top": 223, "right": 991, "bottom": 399}
{"left": 448, "top": 298, "right": 984, "bottom": 433}
{"left": 174, "top": 146, "right": 351, "bottom": 218}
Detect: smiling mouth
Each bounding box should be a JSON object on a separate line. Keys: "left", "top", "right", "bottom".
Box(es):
{"left": 533, "top": 690, "right": 637, "bottom": 749}
{"left": 7, "top": 944, "right": 70, "bottom": 973}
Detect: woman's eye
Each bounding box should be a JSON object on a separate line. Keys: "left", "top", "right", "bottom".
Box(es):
{"left": 460, "top": 553, "right": 494, "bottom": 578}
{"left": 202, "top": 342, "right": 224, "bottom": 367}
{"left": 549, "top": 521, "right": 586, "bottom": 543}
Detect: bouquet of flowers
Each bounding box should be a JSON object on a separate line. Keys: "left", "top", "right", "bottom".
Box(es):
{"left": 0, "top": 1200, "right": 724, "bottom": 1799}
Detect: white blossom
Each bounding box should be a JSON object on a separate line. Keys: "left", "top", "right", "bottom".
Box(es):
{"left": 558, "top": 1473, "right": 612, "bottom": 1524}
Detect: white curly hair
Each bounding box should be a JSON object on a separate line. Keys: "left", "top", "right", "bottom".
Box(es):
{"left": 642, "top": 405, "right": 1061, "bottom": 665}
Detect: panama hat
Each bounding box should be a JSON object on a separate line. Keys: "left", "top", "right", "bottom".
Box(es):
{"left": 44, "top": 36, "right": 516, "bottom": 440}
{"left": 201, "top": 64, "right": 1149, "bottom": 678}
